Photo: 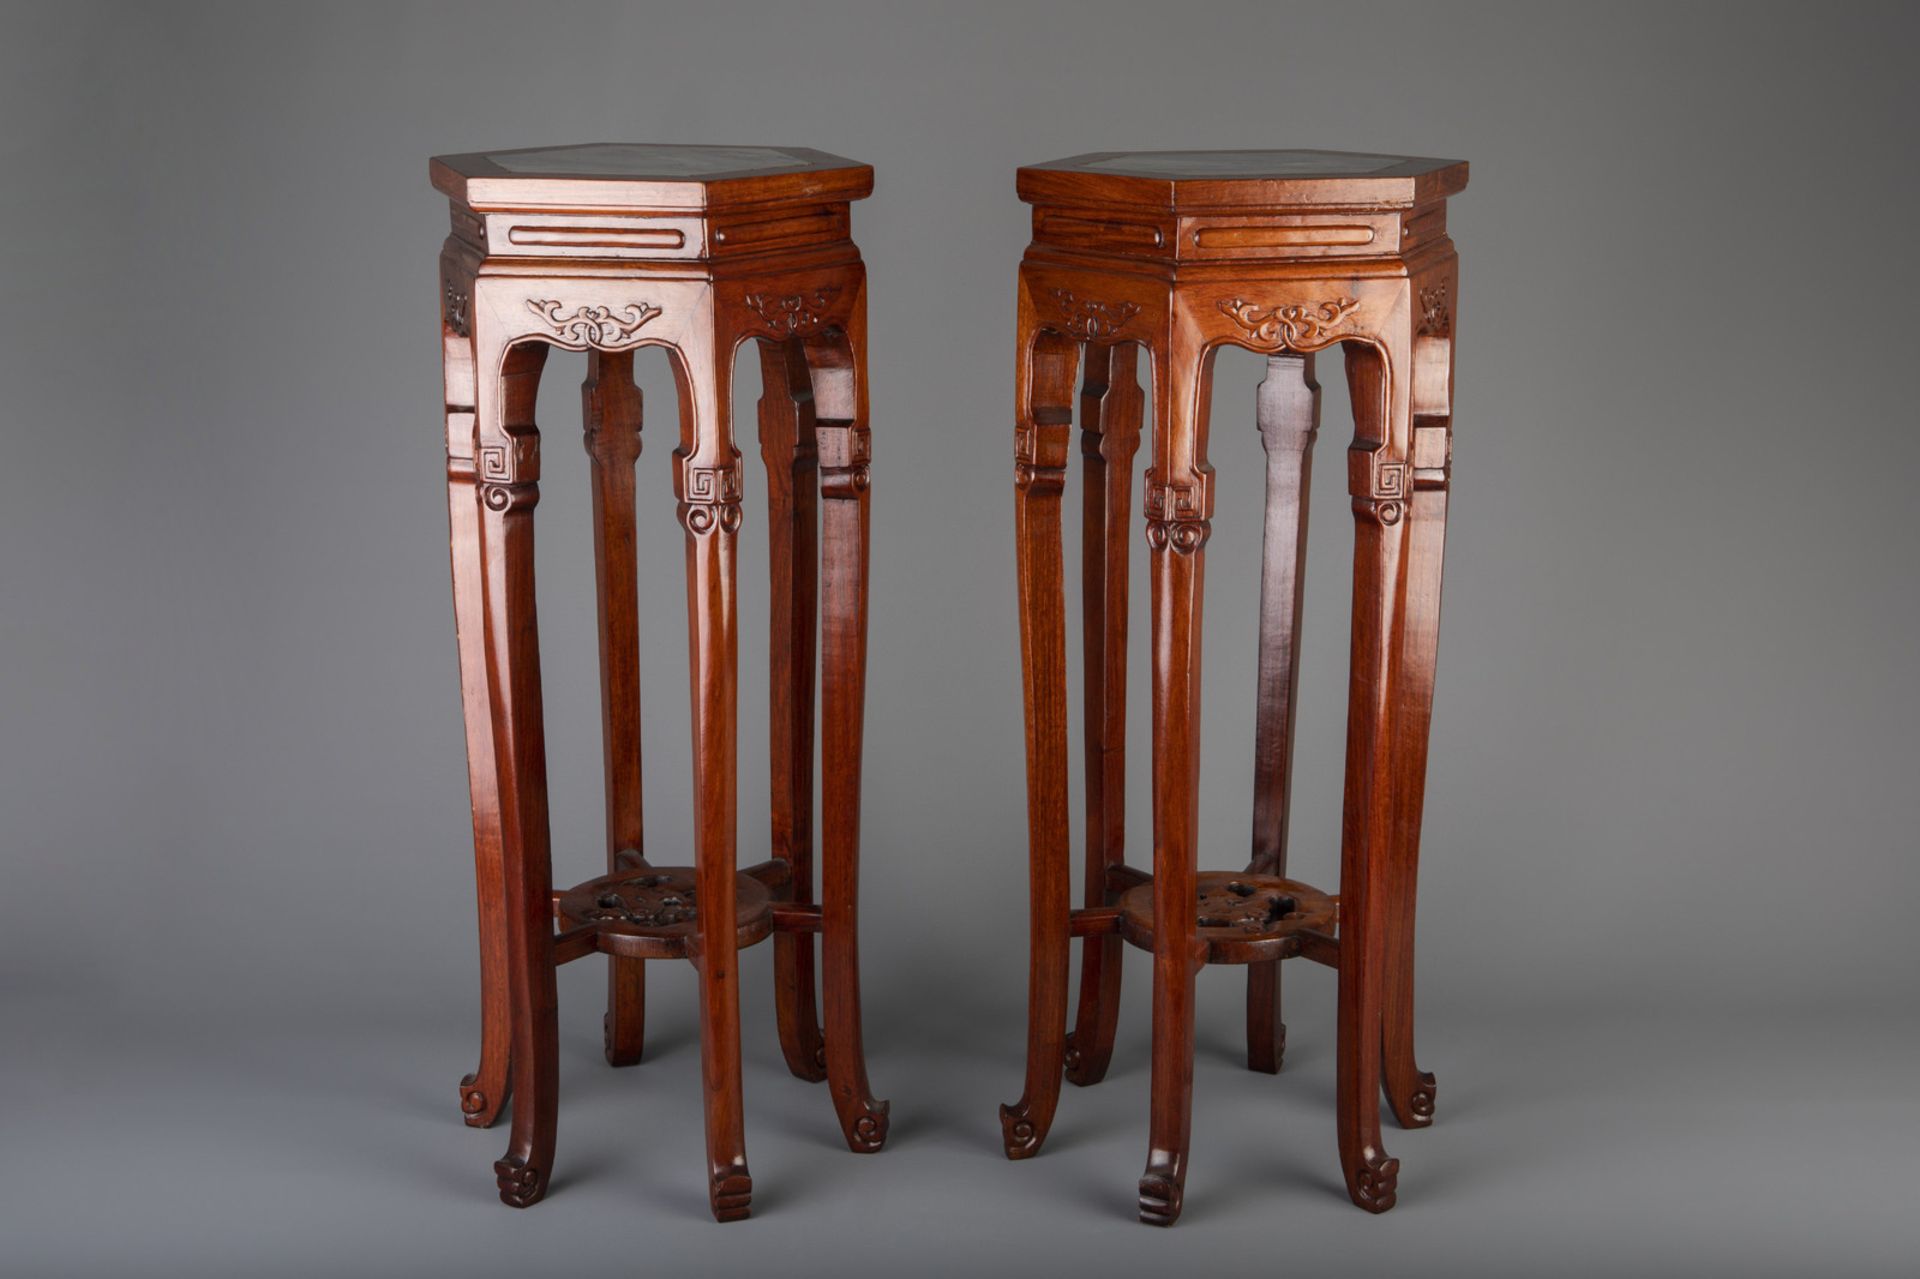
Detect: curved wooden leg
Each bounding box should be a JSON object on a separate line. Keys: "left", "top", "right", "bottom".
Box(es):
{"left": 479, "top": 342, "right": 560, "bottom": 1208}
{"left": 757, "top": 338, "right": 828, "bottom": 1084}
{"left": 583, "top": 349, "right": 648, "bottom": 1069}
{"left": 1335, "top": 341, "right": 1408, "bottom": 1213}
{"left": 808, "top": 325, "right": 889, "bottom": 1153}
{"left": 443, "top": 312, "right": 511, "bottom": 1129}
{"left": 1000, "top": 308, "right": 1079, "bottom": 1159}
{"left": 1137, "top": 342, "right": 1214, "bottom": 1227}
{"left": 1245, "top": 353, "right": 1319, "bottom": 1075}
{"left": 1383, "top": 322, "right": 1453, "bottom": 1130}
{"left": 1066, "top": 342, "right": 1141, "bottom": 1089}
{"left": 674, "top": 341, "right": 753, "bottom": 1221}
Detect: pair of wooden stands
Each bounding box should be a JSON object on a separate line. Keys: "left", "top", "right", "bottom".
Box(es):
{"left": 432, "top": 144, "right": 1464, "bottom": 1225}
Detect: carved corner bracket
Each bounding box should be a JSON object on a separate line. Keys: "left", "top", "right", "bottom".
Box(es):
{"left": 1218, "top": 295, "right": 1358, "bottom": 351}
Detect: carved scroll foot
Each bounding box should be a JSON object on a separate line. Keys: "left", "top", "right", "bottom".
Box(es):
{"left": 845, "top": 1099, "right": 891, "bottom": 1153}
{"left": 999, "top": 1101, "right": 1043, "bottom": 1160}
{"left": 459, "top": 1071, "right": 506, "bottom": 1129}
{"left": 493, "top": 1156, "right": 546, "bottom": 1209}
{"left": 709, "top": 1170, "right": 753, "bottom": 1223}
{"left": 1137, "top": 1167, "right": 1184, "bottom": 1227}
{"left": 1348, "top": 1150, "right": 1400, "bottom": 1213}
{"left": 1395, "top": 1072, "right": 1437, "bottom": 1129}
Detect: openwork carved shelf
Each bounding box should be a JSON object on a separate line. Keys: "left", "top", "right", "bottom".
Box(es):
{"left": 1118, "top": 871, "right": 1337, "bottom": 965}
{"left": 554, "top": 867, "right": 775, "bottom": 961}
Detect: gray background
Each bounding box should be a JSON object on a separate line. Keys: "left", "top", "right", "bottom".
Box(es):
{"left": 3, "top": 2, "right": 1916, "bottom": 1275}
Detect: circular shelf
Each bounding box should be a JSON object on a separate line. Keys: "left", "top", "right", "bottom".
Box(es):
{"left": 555, "top": 866, "right": 773, "bottom": 960}
{"left": 1118, "top": 871, "right": 1336, "bottom": 965}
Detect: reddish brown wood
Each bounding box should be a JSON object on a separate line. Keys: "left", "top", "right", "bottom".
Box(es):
{"left": 756, "top": 338, "right": 828, "bottom": 1083}
{"left": 582, "top": 349, "right": 649, "bottom": 1068}
{"left": 434, "top": 142, "right": 882, "bottom": 1222}
{"left": 999, "top": 313, "right": 1078, "bottom": 1160}
{"left": 1001, "top": 148, "right": 1465, "bottom": 1224}
{"left": 811, "top": 325, "right": 890, "bottom": 1154}
{"left": 442, "top": 323, "right": 512, "bottom": 1130}
{"left": 1245, "top": 353, "right": 1319, "bottom": 1075}
{"left": 1382, "top": 273, "right": 1455, "bottom": 1131}
{"left": 1065, "top": 342, "right": 1142, "bottom": 1089}
{"left": 1138, "top": 338, "right": 1215, "bottom": 1227}
{"left": 480, "top": 341, "right": 558, "bottom": 1210}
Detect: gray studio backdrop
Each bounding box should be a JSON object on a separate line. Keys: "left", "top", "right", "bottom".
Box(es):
{"left": 3, "top": 3, "right": 1916, "bottom": 1276}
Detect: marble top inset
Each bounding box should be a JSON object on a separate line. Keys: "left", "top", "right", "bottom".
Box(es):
{"left": 486, "top": 144, "right": 815, "bottom": 179}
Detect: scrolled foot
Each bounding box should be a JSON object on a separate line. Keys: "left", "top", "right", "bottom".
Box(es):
{"left": 493, "top": 1156, "right": 546, "bottom": 1208}
{"left": 847, "top": 1099, "right": 890, "bottom": 1154}
{"left": 1137, "top": 1170, "right": 1183, "bottom": 1226}
{"left": 458, "top": 1072, "right": 504, "bottom": 1128}
{"left": 1406, "top": 1073, "right": 1437, "bottom": 1127}
{"left": 709, "top": 1170, "right": 753, "bottom": 1223}
{"left": 1349, "top": 1150, "right": 1400, "bottom": 1213}
{"left": 998, "top": 1101, "right": 1042, "bottom": 1160}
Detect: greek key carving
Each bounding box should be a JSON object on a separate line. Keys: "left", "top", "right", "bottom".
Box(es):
{"left": 1349, "top": 450, "right": 1407, "bottom": 525}
{"left": 1144, "top": 473, "right": 1212, "bottom": 553}
{"left": 526, "top": 298, "right": 662, "bottom": 350}
{"left": 1050, "top": 288, "right": 1139, "bottom": 341}
{"left": 1218, "top": 295, "right": 1359, "bottom": 351}
{"left": 817, "top": 423, "right": 871, "bottom": 499}
{"left": 745, "top": 287, "right": 839, "bottom": 337}
{"left": 1014, "top": 421, "right": 1070, "bottom": 494}
{"left": 678, "top": 462, "right": 744, "bottom": 535}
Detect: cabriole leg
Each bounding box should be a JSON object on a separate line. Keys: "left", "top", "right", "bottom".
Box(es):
{"left": 1334, "top": 340, "right": 1409, "bottom": 1213}
{"left": 1383, "top": 310, "right": 1454, "bottom": 1130}
{"left": 809, "top": 328, "right": 890, "bottom": 1153}
{"left": 1000, "top": 306, "right": 1079, "bottom": 1160}
{"left": 444, "top": 307, "right": 512, "bottom": 1129}
{"left": 1136, "top": 341, "right": 1215, "bottom": 1227}
{"left": 674, "top": 345, "right": 752, "bottom": 1222}
{"left": 479, "top": 341, "right": 559, "bottom": 1208}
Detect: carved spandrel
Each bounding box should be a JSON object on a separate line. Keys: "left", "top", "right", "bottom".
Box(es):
{"left": 1218, "top": 295, "right": 1359, "bottom": 351}
{"left": 526, "top": 298, "right": 663, "bottom": 350}
{"left": 1049, "top": 288, "right": 1140, "bottom": 342}
{"left": 744, "top": 287, "right": 841, "bottom": 337}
